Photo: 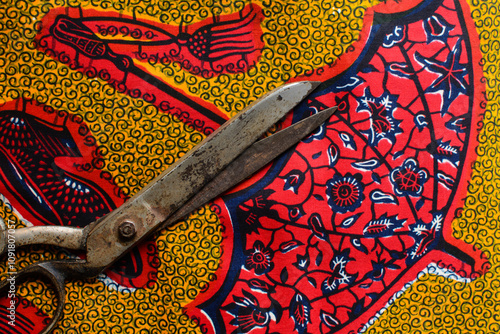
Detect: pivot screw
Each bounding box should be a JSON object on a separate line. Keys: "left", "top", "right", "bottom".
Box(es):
{"left": 118, "top": 221, "right": 136, "bottom": 240}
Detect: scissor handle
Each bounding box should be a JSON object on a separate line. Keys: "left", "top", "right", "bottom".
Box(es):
{"left": 0, "top": 261, "right": 70, "bottom": 334}
{"left": 0, "top": 225, "right": 86, "bottom": 256}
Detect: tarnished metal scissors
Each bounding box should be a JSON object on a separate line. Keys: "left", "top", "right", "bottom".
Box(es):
{"left": 0, "top": 81, "right": 336, "bottom": 333}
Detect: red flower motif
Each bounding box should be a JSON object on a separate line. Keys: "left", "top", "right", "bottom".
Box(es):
{"left": 326, "top": 173, "right": 364, "bottom": 214}
{"left": 390, "top": 158, "right": 428, "bottom": 197}
{"left": 244, "top": 240, "right": 274, "bottom": 275}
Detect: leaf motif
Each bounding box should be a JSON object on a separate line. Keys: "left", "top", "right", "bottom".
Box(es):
{"left": 313, "top": 194, "right": 324, "bottom": 201}
{"left": 316, "top": 250, "right": 323, "bottom": 266}
{"left": 308, "top": 213, "right": 327, "bottom": 240}
{"left": 2, "top": 1, "right": 487, "bottom": 334}
{"left": 247, "top": 278, "right": 272, "bottom": 293}
{"left": 312, "top": 151, "right": 322, "bottom": 159}
{"left": 349, "top": 297, "right": 366, "bottom": 318}
{"left": 270, "top": 297, "right": 283, "bottom": 322}
{"left": 241, "top": 289, "right": 258, "bottom": 305}
{"left": 392, "top": 150, "right": 404, "bottom": 160}
{"left": 372, "top": 173, "right": 381, "bottom": 184}
{"left": 320, "top": 310, "right": 340, "bottom": 328}
{"left": 387, "top": 263, "right": 401, "bottom": 270}
{"left": 307, "top": 276, "right": 317, "bottom": 288}
{"left": 341, "top": 213, "right": 361, "bottom": 228}
{"left": 213, "top": 1, "right": 485, "bottom": 333}
{"left": 389, "top": 250, "right": 406, "bottom": 260}
{"left": 280, "top": 267, "right": 289, "bottom": 284}
{"left": 415, "top": 198, "right": 425, "bottom": 211}
{"left": 233, "top": 295, "right": 246, "bottom": 306}
{"left": 360, "top": 64, "right": 378, "bottom": 73}
{"left": 279, "top": 240, "right": 303, "bottom": 253}
{"left": 363, "top": 214, "right": 406, "bottom": 237}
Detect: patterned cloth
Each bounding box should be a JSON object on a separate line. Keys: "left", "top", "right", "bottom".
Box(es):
{"left": 0, "top": 0, "right": 498, "bottom": 333}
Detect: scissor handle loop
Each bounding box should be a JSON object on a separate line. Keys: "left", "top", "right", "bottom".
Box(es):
{"left": 1, "top": 261, "right": 68, "bottom": 334}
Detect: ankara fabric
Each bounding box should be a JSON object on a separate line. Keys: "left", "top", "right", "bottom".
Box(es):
{"left": 0, "top": 0, "right": 499, "bottom": 333}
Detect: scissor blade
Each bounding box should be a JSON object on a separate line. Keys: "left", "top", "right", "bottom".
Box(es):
{"left": 164, "top": 106, "right": 337, "bottom": 226}
{"left": 83, "top": 81, "right": 320, "bottom": 272}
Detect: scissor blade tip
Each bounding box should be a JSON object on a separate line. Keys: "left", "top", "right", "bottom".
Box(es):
{"left": 323, "top": 105, "right": 338, "bottom": 114}
{"left": 301, "top": 81, "right": 321, "bottom": 91}
{"left": 285, "top": 81, "right": 321, "bottom": 100}
{"left": 307, "top": 106, "right": 337, "bottom": 125}
{"left": 285, "top": 80, "right": 320, "bottom": 91}
{"left": 311, "top": 106, "right": 337, "bottom": 120}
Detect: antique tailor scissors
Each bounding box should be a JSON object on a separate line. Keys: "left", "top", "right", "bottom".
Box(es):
{"left": 0, "top": 81, "right": 336, "bottom": 334}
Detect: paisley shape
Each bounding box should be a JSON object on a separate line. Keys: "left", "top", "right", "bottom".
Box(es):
{"left": 437, "top": 171, "right": 455, "bottom": 189}
{"left": 327, "top": 143, "right": 339, "bottom": 167}
{"left": 370, "top": 190, "right": 398, "bottom": 204}
{"left": 307, "top": 213, "right": 327, "bottom": 240}
{"left": 279, "top": 240, "right": 303, "bottom": 253}
{"left": 351, "top": 158, "right": 380, "bottom": 171}
{"left": 388, "top": 62, "right": 413, "bottom": 78}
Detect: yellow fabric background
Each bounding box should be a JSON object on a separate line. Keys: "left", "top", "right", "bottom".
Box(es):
{"left": 0, "top": 0, "right": 498, "bottom": 332}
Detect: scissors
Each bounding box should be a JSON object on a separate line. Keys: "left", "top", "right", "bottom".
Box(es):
{"left": 0, "top": 81, "right": 336, "bottom": 333}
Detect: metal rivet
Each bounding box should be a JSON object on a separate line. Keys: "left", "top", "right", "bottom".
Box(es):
{"left": 118, "top": 221, "right": 136, "bottom": 240}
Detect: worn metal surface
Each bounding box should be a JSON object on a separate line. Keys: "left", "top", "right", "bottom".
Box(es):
{"left": 80, "top": 81, "right": 320, "bottom": 273}
{"left": 0, "top": 81, "right": 328, "bottom": 334}
{"left": 164, "top": 106, "right": 337, "bottom": 226}
{"left": 0, "top": 225, "right": 86, "bottom": 254}
{"left": 0, "top": 82, "right": 319, "bottom": 257}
